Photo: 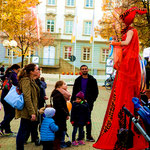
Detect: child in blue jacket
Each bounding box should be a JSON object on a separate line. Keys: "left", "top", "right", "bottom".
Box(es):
{"left": 40, "top": 107, "right": 59, "bottom": 150}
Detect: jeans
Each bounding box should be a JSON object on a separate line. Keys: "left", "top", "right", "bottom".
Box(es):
{"left": 72, "top": 126, "right": 84, "bottom": 141}
{"left": 86, "top": 110, "right": 92, "bottom": 138}
{"left": 25, "top": 121, "right": 39, "bottom": 142}
{"left": 60, "top": 131, "right": 66, "bottom": 145}
{"left": 16, "top": 118, "right": 32, "bottom": 150}
{"left": 1, "top": 99, "right": 15, "bottom": 133}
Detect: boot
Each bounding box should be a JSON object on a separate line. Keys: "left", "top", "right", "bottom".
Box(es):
{"left": 53, "top": 137, "right": 61, "bottom": 150}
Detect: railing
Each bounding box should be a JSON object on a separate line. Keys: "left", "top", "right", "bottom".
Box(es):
{"left": 39, "top": 58, "right": 60, "bottom": 67}
{"left": 41, "top": 73, "right": 108, "bottom": 86}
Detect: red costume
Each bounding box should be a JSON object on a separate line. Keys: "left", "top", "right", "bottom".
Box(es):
{"left": 93, "top": 7, "right": 148, "bottom": 150}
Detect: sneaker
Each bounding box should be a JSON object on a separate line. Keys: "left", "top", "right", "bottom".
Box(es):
{"left": 72, "top": 141, "right": 79, "bottom": 146}
{"left": 86, "top": 136, "right": 95, "bottom": 142}
{"left": 60, "top": 143, "right": 68, "bottom": 148}
{"left": 35, "top": 139, "right": 41, "bottom": 146}
{"left": 4, "top": 132, "right": 17, "bottom": 137}
{"left": 0, "top": 125, "right": 4, "bottom": 136}
{"left": 0, "top": 130, "right": 4, "bottom": 136}
{"left": 78, "top": 140, "right": 85, "bottom": 145}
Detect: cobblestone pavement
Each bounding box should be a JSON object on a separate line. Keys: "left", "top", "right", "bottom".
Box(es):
{"left": 0, "top": 85, "right": 111, "bottom": 150}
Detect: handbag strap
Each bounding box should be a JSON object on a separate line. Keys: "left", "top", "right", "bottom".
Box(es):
{"left": 50, "top": 96, "right": 53, "bottom": 107}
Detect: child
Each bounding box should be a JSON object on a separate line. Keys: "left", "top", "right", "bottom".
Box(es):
{"left": 55, "top": 81, "right": 71, "bottom": 148}
{"left": 71, "top": 91, "right": 90, "bottom": 146}
{"left": 51, "top": 80, "right": 70, "bottom": 150}
{"left": 40, "top": 108, "right": 59, "bottom": 150}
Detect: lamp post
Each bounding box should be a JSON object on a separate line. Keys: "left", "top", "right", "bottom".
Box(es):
{"left": 3, "top": 40, "right": 17, "bottom": 66}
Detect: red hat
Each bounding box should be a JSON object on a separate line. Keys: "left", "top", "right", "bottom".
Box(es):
{"left": 120, "top": 7, "right": 147, "bottom": 26}
{"left": 76, "top": 91, "right": 84, "bottom": 100}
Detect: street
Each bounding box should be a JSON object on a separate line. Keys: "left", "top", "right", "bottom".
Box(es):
{"left": 0, "top": 85, "right": 110, "bottom": 150}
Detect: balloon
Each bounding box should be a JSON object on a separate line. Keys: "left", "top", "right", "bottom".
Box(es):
{"left": 67, "top": 101, "right": 72, "bottom": 112}
{"left": 109, "top": 37, "right": 114, "bottom": 57}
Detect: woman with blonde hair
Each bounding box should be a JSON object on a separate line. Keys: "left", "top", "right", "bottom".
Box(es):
{"left": 16, "top": 63, "right": 40, "bottom": 150}
{"left": 51, "top": 80, "right": 70, "bottom": 150}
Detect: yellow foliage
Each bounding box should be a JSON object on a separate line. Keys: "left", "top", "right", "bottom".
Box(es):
{"left": 0, "top": 0, "right": 43, "bottom": 67}
{"left": 99, "top": 0, "right": 150, "bottom": 47}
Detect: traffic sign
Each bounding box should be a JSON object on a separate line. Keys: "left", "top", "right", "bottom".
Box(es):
{"left": 69, "top": 55, "right": 76, "bottom": 62}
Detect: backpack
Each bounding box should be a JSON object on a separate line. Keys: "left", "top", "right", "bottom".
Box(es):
{"left": 2, "top": 73, "right": 13, "bottom": 91}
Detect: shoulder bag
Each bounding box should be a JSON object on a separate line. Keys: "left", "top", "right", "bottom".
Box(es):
{"left": 4, "top": 85, "right": 24, "bottom": 110}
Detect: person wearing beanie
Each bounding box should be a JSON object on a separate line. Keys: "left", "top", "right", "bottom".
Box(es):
{"left": 93, "top": 7, "right": 149, "bottom": 149}
{"left": 70, "top": 91, "right": 90, "bottom": 146}
{"left": 40, "top": 108, "right": 59, "bottom": 150}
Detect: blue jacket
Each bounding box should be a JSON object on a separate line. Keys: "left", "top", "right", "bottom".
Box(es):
{"left": 40, "top": 117, "right": 59, "bottom": 141}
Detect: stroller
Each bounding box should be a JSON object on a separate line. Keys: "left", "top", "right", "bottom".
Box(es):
{"left": 121, "top": 96, "right": 150, "bottom": 150}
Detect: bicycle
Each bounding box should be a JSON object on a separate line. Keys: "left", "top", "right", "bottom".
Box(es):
{"left": 105, "top": 74, "right": 115, "bottom": 90}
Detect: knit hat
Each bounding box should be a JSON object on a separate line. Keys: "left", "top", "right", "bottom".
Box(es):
{"left": 44, "top": 108, "right": 56, "bottom": 118}
{"left": 76, "top": 91, "right": 84, "bottom": 100}
{"left": 120, "top": 7, "right": 147, "bottom": 26}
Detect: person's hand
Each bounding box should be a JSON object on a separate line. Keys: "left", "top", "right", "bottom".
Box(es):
{"left": 66, "top": 116, "right": 69, "bottom": 120}
{"left": 71, "top": 121, "right": 74, "bottom": 125}
{"left": 111, "top": 41, "right": 121, "bottom": 46}
{"left": 39, "top": 107, "right": 45, "bottom": 114}
{"left": 31, "top": 114, "right": 36, "bottom": 121}
{"left": 87, "top": 121, "right": 90, "bottom": 125}
{"left": 44, "top": 96, "right": 48, "bottom": 100}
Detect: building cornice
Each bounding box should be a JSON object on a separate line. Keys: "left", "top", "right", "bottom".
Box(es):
{"left": 46, "top": 12, "right": 56, "bottom": 17}
{"left": 64, "top": 13, "right": 75, "bottom": 18}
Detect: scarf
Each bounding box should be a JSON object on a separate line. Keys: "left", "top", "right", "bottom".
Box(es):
{"left": 57, "top": 88, "right": 71, "bottom": 101}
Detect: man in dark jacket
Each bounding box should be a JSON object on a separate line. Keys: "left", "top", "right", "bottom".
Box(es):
{"left": 0, "top": 65, "right": 5, "bottom": 75}
{"left": 71, "top": 65, "right": 99, "bottom": 142}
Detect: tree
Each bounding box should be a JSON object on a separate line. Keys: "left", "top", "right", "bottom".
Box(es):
{"left": 0, "top": 0, "right": 54, "bottom": 67}
{"left": 96, "top": 0, "right": 149, "bottom": 47}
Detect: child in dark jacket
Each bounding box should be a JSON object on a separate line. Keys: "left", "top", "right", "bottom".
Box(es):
{"left": 71, "top": 91, "right": 90, "bottom": 146}
{"left": 40, "top": 108, "right": 59, "bottom": 150}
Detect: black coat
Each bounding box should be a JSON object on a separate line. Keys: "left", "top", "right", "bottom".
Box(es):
{"left": 51, "top": 89, "right": 69, "bottom": 132}
{"left": 71, "top": 74, "right": 99, "bottom": 110}
{"left": 71, "top": 101, "right": 90, "bottom": 126}
{"left": 35, "top": 79, "right": 46, "bottom": 109}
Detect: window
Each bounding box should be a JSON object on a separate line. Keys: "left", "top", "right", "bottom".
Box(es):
{"left": 66, "top": 0, "right": 74, "bottom": 6}
{"left": 65, "top": 21, "right": 73, "bottom": 34}
{"left": 6, "top": 49, "right": 15, "bottom": 57}
{"left": 47, "top": 20, "right": 55, "bottom": 32}
{"left": 85, "top": 0, "right": 93, "bottom": 8}
{"left": 48, "top": 0, "right": 55, "bottom": 5}
{"left": 101, "top": 48, "right": 109, "bottom": 62}
{"left": 82, "top": 47, "right": 91, "bottom": 61}
{"left": 84, "top": 21, "right": 92, "bottom": 35}
{"left": 64, "top": 46, "right": 73, "bottom": 60}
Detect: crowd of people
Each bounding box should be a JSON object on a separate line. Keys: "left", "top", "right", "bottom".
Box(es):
{"left": 0, "top": 64, "right": 99, "bottom": 150}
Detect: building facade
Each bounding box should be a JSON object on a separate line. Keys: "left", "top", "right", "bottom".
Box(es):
{"left": 0, "top": 0, "right": 110, "bottom": 75}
